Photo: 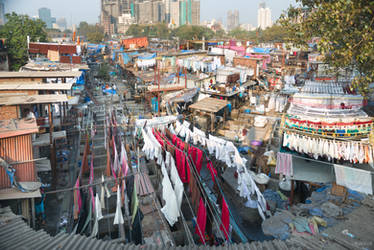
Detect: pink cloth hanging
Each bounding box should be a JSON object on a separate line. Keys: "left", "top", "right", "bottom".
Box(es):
{"left": 275, "top": 152, "right": 293, "bottom": 177}
{"left": 220, "top": 197, "right": 230, "bottom": 241}
{"left": 73, "top": 178, "right": 82, "bottom": 220}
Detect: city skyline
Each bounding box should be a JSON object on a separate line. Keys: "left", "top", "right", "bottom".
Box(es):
{"left": 6, "top": 0, "right": 295, "bottom": 27}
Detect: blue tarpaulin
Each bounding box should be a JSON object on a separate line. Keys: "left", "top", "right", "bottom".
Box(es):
{"left": 253, "top": 48, "right": 272, "bottom": 54}
{"left": 181, "top": 50, "right": 194, "bottom": 53}
{"left": 138, "top": 53, "right": 156, "bottom": 60}
{"left": 87, "top": 44, "right": 106, "bottom": 55}
{"left": 122, "top": 53, "right": 131, "bottom": 64}
{"left": 76, "top": 71, "right": 85, "bottom": 85}
{"left": 129, "top": 51, "right": 139, "bottom": 56}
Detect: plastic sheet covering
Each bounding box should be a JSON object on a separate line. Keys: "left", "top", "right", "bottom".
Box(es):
{"left": 135, "top": 116, "right": 178, "bottom": 129}
{"left": 161, "top": 88, "right": 199, "bottom": 106}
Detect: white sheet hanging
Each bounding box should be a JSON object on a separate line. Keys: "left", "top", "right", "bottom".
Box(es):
{"left": 160, "top": 162, "right": 180, "bottom": 226}
{"left": 114, "top": 185, "right": 124, "bottom": 225}
{"left": 334, "top": 164, "right": 373, "bottom": 195}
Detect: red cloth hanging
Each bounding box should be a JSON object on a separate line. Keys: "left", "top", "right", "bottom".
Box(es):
{"left": 172, "top": 135, "right": 178, "bottom": 145}
{"left": 188, "top": 146, "right": 204, "bottom": 175}
{"left": 220, "top": 197, "right": 230, "bottom": 241}
{"left": 207, "top": 160, "right": 217, "bottom": 183}
{"left": 175, "top": 149, "right": 190, "bottom": 183}
{"left": 195, "top": 198, "right": 207, "bottom": 244}
{"left": 195, "top": 148, "right": 203, "bottom": 174}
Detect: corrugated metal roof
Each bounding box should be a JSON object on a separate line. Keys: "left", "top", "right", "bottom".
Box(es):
{"left": 0, "top": 207, "right": 129, "bottom": 250}
{"left": 1, "top": 205, "right": 352, "bottom": 250}
{"left": 0, "top": 94, "right": 68, "bottom": 105}
{"left": 0, "top": 71, "right": 82, "bottom": 78}
{"left": 0, "top": 134, "right": 36, "bottom": 188}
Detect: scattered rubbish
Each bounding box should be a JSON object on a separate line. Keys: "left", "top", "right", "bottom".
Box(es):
{"left": 341, "top": 229, "right": 355, "bottom": 238}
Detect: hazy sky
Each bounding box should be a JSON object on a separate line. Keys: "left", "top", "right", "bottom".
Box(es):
{"left": 5, "top": 0, "right": 296, "bottom": 27}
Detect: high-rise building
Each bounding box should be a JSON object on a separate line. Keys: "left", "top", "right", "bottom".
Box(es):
{"left": 38, "top": 8, "right": 53, "bottom": 29}
{"left": 257, "top": 2, "right": 272, "bottom": 29}
{"left": 164, "top": 0, "right": 171, "bottom": 23}
{"left": 135, "top": 0, "right": 165, "bottom": 24}
{"left": 101, "top": 0, "right": 121, "bottom": 35}
{"left": 227, "top": 10, "right": 239, "bottom": 31}
{"left": 179, "top": 0, "right": 199, "bottom": 26}
{"left": 56, "top": 18, "right": 67, "bottom": 31}
{"left": 0, "top": 0, "right": 5, "bottom": 26}
{"left": 100, "top": 0, "right": 200, "bottom": 33}
{"left": 170, "top": 0, "right": 180, "bottom": 27}
{"left": 191, "top": 0, "right": 200, "bottom": 25}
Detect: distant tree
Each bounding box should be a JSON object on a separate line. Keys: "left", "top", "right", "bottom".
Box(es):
{"left": 259, "top": 25, "right": 289, "bottom": 43}
{"left": 126, "top": 24, "right": 145, "bottom": 37}
{"left": 0, "top": 12, "right": 47, "bottom": 71}
{"left": 173, "top": 25, "right": 214, "bottom": 40}
{"left": 126, "top": 23, "right": 171, "bottom": 39}
{"left": 280, "top": 0, "right": 374, "bottom": 93}
{"left": 87, "top": 30, "right": 104, "bottom": 43}
{"left": 228, "top": 28, "right": 256, "bottom": 41}
{"left": 78, "top": 22, "right": 104, "bottom": 43}
{"left": 214, "top": 29, "right": 226, "bottom": 39}
{"left": 154, "top": 23, "right": 171, "bottom": 39}
{"left": 77, "top": 21, "right": 89, "bottom": 37}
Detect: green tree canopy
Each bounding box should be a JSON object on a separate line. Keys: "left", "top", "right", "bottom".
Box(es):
{"left": 0, "top": 12, "right": 47, "bottom": 71}
{"left": 125, "top": 23, "right": 171, "bottom": 39}
{"left": 280, "top": 0, "right": 374, "bottom": 92}
{"left": 172, "top": 25, "right": 214, "bottom": 40}
{"left": 228, "top": 28, "right": 256, "bottom": 41}
{"left": 78, "top": 22, "right": 104, "bottom": 43}
{"left": 260, "top": 25, "right": 289, "bottom": 43}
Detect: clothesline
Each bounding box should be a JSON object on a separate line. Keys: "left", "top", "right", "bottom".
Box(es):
{"left": 149, "top": 128, "right": 230, "bottom": 243}
{"left": 44, "top": 172, "right": 139, "bottom": 195}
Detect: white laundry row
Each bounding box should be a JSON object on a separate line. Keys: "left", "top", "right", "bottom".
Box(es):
{"left": 283, "top": 132, "right": 374, "bottom": 165}
{"left": 141, "top": 127, "right": 184, "bottom": 226}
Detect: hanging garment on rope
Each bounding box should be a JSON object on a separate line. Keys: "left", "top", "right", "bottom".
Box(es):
{"left": 220, "top": 197, "right": 230, "bottom": 241}
{"left": 275, "top": 152, "right": 293, "bottom": 177}
{"left": 195, "top": 197, "right": 207, "bottom": 244}
{"left": 160, "top": 162, "right": 180, "bottom": 226}
{"left": 73, "top": 178, "right": 82, "bottom": 220}
{"left": 114, "top": 185, "right": 124, "bottom": 225}
{"left": 334, "top": 164, "right": 373, "bottom": 195}
{"left": 169, "top": 155, "right": 184, "bottom": 211}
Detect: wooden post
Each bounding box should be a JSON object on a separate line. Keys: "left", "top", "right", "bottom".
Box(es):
{"left": 31, "top": 198, "right": 35, "bottom": 229}
{"left": 211, "top": 113, "right": 215, "bottom": 132}
{"left": 21, "top": 199, "right": 30, "bottom": 225}
{"left": 290, "top": 180, "right": 295, "bottom": 205}
{"left": 59, "top": 103, "right": 63, "bottom": 128}
{"left": 184, "top": 68, "right": 187, "bottom": 89}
